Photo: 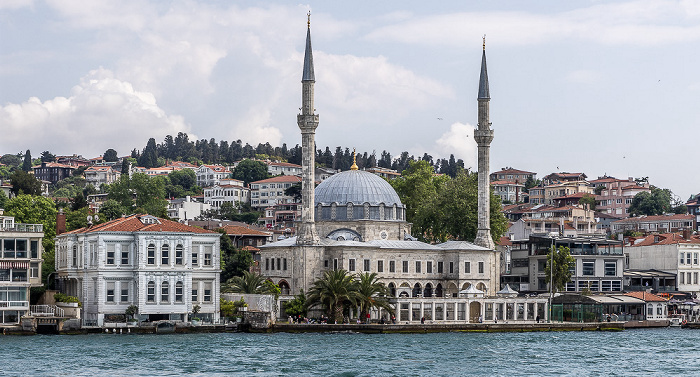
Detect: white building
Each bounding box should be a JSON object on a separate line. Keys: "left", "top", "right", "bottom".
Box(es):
{"left": 55, "top": 214, "right": 221, "bottom": 326}
{"left": 84, "top": 166, "right": 121, "bottom": 188}
{"left": 625, "top": 232, "right": 700, "bottom": 295}
{"left": 0, "top": 213, "right": 44, "bottom": 326}
{"left": 196, "top": 165, "right": 230, "bottom": 187}
{"left": 168, "top": 196, "right": 212, "bottom": 221}
{"left": 203, "top": 180, "right": 250, "bottom": 211}
{"left": 250, "top": 175, "right": 302, "bottom": 210}
{"left": 266, "top": 161, "right": 302, "bottom": 176}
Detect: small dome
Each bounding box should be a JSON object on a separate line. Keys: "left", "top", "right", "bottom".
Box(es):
{"left": 315, "top": 170, "right": 403, "bottom": 206}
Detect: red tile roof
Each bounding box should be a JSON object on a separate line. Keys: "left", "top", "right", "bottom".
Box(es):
{"left": 63, "top": 215, "right": 217, "bottom": 235}
{"left": 32, "top": 162, "right": 75, "bottom": 169}
{"left": 628, "top": 233, "right": 700, "bottom": 247}
{"left": 490, "top": 168, "right": 535, "bottom": 176}
{"left": 220, "top": 224, "right": 270, "bottom": 237}
{"left": 267, "top": 161, "right": 302, "bottom": 168}
{"left": 251, "top": 175, "right": 302, "bottom": 184}
{"left": 624, "top": 291, "right": 668, "bottom": 302}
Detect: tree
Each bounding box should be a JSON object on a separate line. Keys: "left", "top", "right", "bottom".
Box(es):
{"left": 390, "top": 160, "right": 447, "bottom": 238}
{"left": 4, "top": 194, "right": 57, "bottom": 258}
{"left": 306, "top": 269, "right": 360, "bottom": 323}
{"left": 71, "top": 192, "right": 87, "bottom": 211}
{"left": 629, "top": 186, "right": 672, "bottom": 216}
{"left": 106, "top": 173, "right": 168, "bottom": 217}
{"left": 138, "top": 138, "right": 159, "bottom": 168}
{"left": 125, "top": 305, "right": 138, "bottom": 320}
{"left": 223, "top": 271, "right": 276, "bottom": 294}
{"left": 232, "top": 159, "right": 269, "bottom": 185}
{"left": 99, "top": 199, "right": 127, "bottom": 221}
{"left": 218, "top": 230, "right": 253, "bottom": 282}
{"left": 283, "top": 290, "right": 307, "bottom": 318}
{"left": 544, "top": 246, "right": 575, "bottom": 293}
{"left": 40, "top": 151, "right": 56, "bottom": 163}
{"left": 579, "top": 194, "right": 596, "bottom": 211}
{"left": 284, "top": 182, "right": 302, "bottom": 202}
{"left": 0, "top": 190, "right": 7, "bottom": 209}
{"left": 22, "top": 150, "right": 32, "bottom": 172}
{"left": 524, "top": 176, "right": 539, "bottom": 191}
{"left": 9, "top": 170, "right": 42, "bottom": 196}
{"left": 355, "top": 272, "right": 394, "bottom": 321}
{"left": 104, "top": 148, "right": 119, "bottom": 162}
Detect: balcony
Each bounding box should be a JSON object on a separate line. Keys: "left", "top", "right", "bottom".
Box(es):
{"left": 0, "top": 223, "right": 43, "bottom": 233}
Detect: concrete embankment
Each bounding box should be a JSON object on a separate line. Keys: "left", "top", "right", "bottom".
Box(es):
{"left": 268, "top": 322, "right": 625, "bottom": 334}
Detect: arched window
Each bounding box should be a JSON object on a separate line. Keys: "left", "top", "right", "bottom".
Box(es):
{"left": 279, "top": 281, "right": 290, "bottom": 295}
{"left": 435, "top": 283, "right": 444, "bottom": 298}
{"left": 388, "top": 283, "right": 396, "bottom": 297}
{"left": 175, "top": 245, "right": 184, "bottom": 265}
{"left": 161, "top": 244, "right": 169, "bottom": 265}
{"left": 147, "top": 281, "right": 155, "bottom": 302}
{"left": 147, "top": 244, "right": 155, "bottom": 265}
{"left": 412, "top": 283, "right": 422, "bottom": 297}
{"left": 175, "top": 281, "right": 183, "bottom": 302}
{"left": 161, "top": 281, "right": 169, "bottom": 303}
{"left": 424, "top": 283, "right": 433, "bottom": 298}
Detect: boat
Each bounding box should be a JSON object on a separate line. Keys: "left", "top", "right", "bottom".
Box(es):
{"left": 155, "top": 321, "right": 176, "bottom": 333}
{"left": 669, "top": 314, "right": 686, "bottom": 327}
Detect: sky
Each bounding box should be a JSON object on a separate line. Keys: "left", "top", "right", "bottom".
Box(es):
{"left": 1, "top": 0, "right": 699, "bottom": 201}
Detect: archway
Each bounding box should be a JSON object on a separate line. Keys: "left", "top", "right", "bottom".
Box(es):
{"left": 470, "top": 302, "right": 482, "bottom": 323}
{"left": 388, "top": 283, "right": 396, "bottom": 297}
{"left": 435, "top": 283, "right": 443, "bottom": 298}
{"left": 424, "top": 283, "right": 433, "bottom": 298}
{"left": 447, "top": 283, "right": 458, "bottom": 298}
{"left": 278, "top": 280, "right": 290, "bottom": 295}
{"left": 412, "top": 283, "right": 422, "bottom": 297}
{"left": 476, "top": 282, "right": 487, "bottom": 292}
{"left": 462, "top": 282, "right": 472, "bottom": 291}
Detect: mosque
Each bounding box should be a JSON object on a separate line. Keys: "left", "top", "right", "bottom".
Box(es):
{"left": 259, "top": 17, "right": 548, "bottom": 322}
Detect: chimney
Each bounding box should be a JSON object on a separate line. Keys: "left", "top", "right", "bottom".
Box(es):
{"left": 683, "top": 228, "right": 691, "bottom": 240}
{"left": 56, "top": 208, "right": 67, "bottom": 235}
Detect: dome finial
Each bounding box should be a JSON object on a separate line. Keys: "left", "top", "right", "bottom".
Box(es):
{"left": 351, "top": 148, "right": 358, "bottom": 170}
{"left": 307, "top": 11, "right": 311, "bottom": 28}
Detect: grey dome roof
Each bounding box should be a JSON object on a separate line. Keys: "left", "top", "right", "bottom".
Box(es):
{"left": 315, "top": 170, "right": 403, "bottom": 206}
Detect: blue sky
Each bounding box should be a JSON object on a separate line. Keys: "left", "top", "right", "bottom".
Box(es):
{"left": 1, "top": 0, "right": 699, "bottom": 200}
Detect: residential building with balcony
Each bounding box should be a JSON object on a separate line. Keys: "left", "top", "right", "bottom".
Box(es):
{"left": 542, "top": 172, "right": 587, "bottom": 186}
{"left": 491, "top": 180, "right": 526, "bottom": 203}
{"left": 84, "top": 166, "right": 120, "bottom": 188}
{"left": 501, "top": 234, "right": 623, "bottom": 294}
{"left": 590, "top": 176, "right": 650, "bottom": 218}
{"left": 686, "top": 194, "right": 700, "bottom": 231}
{"left": 625, "top": 232, "right": 700, "bottom": 295}
{"left": 0, "top": 213, "right": 44, "bottom": 326}
{"left": 55, "top": 214, "right": 221, "bottom": 326}
{"left": 258, "top": 203, "right": 301, "bottom": 233}
{"left": 519, "top": 204, "right": 600, "bottom": 235}
{"left": 611, "top": 214, "right": 696, "bottom": 235}
{"left": 249, "top": 175, "right": 302, "bottom": 210}
{"left": 202, "top": 180, "right": 249, "bottom": 211}
{"left": 266, "top": 161, "right": 302, "bottom": 176}
{"left": 489, "top": 168, "right": 536, "bottom": 185}
{"left": 543, "top": 181, "right": 593, "bottom": 205}
{"left": 56, "top": 154, "right": 91, "bottom": 168}
{"left": 196, "top": 165, "right": 230, "bottom": 187}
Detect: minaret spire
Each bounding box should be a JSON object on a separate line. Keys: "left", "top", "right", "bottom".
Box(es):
{"left": 297, "top": 13, "right": 320, "bottom": 245}
{"left": 473, "top": 38, "right": 495, "bottom": 250}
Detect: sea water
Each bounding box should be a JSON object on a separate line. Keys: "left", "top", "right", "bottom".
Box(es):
{"left": 1, "top": 328, "right": 699, "bottom": 376}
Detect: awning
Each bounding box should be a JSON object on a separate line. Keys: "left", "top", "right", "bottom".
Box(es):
{"left": 0, "top": 261, "right": 30, "bottom": 269}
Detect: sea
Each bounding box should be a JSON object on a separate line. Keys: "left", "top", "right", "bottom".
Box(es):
{"left": 1, "top": 328, "right": 699, "bottom": 376}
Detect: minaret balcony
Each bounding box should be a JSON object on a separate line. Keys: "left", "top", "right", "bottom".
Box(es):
{"left": 473, "top": 129, "right": 494, "bottom": 145}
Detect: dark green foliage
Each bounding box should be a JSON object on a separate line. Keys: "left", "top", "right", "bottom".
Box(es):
{"left": 305, "top": 269, "right": 361, "bottom": 323}
{"left": 99, "top": 199, "right": 127, "bottom": 221}
{"left": 218, "top": 230, "right": 253, "bottom": 282}
{"left": 71, "top": 192, "right": 87, "bottom": 211}
{"left": 232, "top": 159, "right": 269, "bottom": 185}
{"left": 138, "top": 138, "right": 158, "bottom": 168}
{"left": 105, "top": 173, "right": 168, "bottom": 217}
{"left": 104, "top": 148, "right": 119, "bottom": 162}
{"left": 284, "top": 290, "right": 307, "bottom": 318}
{"left": 545, "top": 246, "right": 576, "bottom": 293}
{"left": 22, "top": 150, "right": 32, "bottom": 172}
{"left": 579, "top": 194, "right": 596, "bottom": 211}
{"left": 629, "top": 186, "right": 672, "bottom": 216}
{"left": 284, "top": 183, "right": 302, "bottom": 202}
{"left": 10, "top": 169, "right": 42, "bottom": 196}
{"left": 40, "top": 151, "right": 55, "bottom": 163}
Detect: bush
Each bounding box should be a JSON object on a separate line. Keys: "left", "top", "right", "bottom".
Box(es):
{"left": 54, "top": 293, "right": 81, "bottom": 306}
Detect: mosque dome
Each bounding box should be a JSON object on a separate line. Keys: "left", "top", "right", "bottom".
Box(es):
{"left": 314, "top": 170, "right": 406, "bottom": 223}
{"left": 315, "top": 170, "right": 402, "bottom": 206}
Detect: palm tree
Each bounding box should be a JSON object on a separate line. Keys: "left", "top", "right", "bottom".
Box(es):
{"left": 223, "top": 271, "right": 277, "bottom": 294}
{"left": 355, "top": 272, "right": 394, "bottom": 322}
{"left": 306, "top": 269, "right": 360, "bottom": 323}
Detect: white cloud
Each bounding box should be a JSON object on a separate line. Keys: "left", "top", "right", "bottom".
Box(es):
{"left": 0, "top": 0, "right": 33, "bottom": 10}
{"left": 0, "top": 69, "right": 192, "bottom": 158}
{"left": 431, "top": 122, "right": 477, "bottom": 169}
{"left": 565, "top": 69, "right": 602, "bottom": 84}
{"left": 367, "top": 0, "right": 700, "bottom": 47}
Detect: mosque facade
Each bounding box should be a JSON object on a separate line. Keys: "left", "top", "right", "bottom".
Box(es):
{"left": 258, "top": 19, "right": 501, "bottom": 303}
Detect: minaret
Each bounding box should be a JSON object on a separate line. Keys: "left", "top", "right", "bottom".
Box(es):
{"left": 296, "top": 13, "right": 320, "bottom": 245}
{"left": 473, "top": 36, "right": 495, "bottom": 250}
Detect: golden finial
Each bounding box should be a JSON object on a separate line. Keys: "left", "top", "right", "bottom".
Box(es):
{"left": 483, "top": 34, "right": 486, "bottom": 51}
{"left": 307, "top": 11, "right": 311, "bottom": 28}
{"left": 351, "top": 148, "right": 358, "bottom": 170}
